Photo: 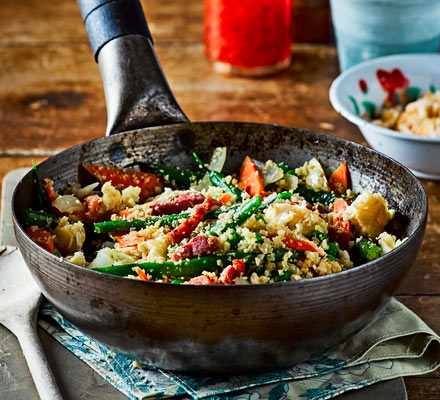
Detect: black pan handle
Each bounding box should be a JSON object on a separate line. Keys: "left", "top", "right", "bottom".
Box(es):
{"left": 78, "top": 0, "right": 189, "bottom": 135}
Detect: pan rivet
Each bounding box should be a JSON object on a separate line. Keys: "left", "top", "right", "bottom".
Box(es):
{"left": 109, "top": 143, "right": 127, "bottom": 162}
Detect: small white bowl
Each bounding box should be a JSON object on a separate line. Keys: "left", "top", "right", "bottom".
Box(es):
{"left": 329, "top": 53, "right": 440, "bottom": 180}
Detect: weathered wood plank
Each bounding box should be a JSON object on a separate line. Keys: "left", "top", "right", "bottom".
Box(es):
{"left": 405, "top": 377, "right": 440, "bottom": 400}
{"left": 396, "top": 295, "right": 440, "bottom": 334}
{"left": 398, "top": 180, "right": 440, "bottom": 296}
{"left": 0, "top": 0, "right": 202, "bottom": 46}
{"left": 0, "top": 43, "right": 359, "bottom": 153}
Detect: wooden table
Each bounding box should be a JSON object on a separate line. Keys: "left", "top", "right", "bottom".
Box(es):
{"left": 0, "top": 0, "right": 439, "bottom": 398}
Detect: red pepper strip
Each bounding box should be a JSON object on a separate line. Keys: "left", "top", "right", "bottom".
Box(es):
{"left": 133, "top": 266, "right": 149, "bottom": 281}
{"left": 115, "top": 233, "right": 145, "bottom": 248}
{"left": 26, "top": 226, "right": 54, "bottom": 253}
{"left": 82, "top": 164, "right": 163, "bottom": 199}
{"left": 238, "top": 156, "right": 265, "bottom": 197}
{"left": 283, "top": 237, "right": 317, "bottom": 252}
{"left": 329, "top": 161, "right": 349, "bottom": 195}
{"left": 170, "top": 198, "right": 221, "bottom": 245}
{"left": 43, "top": 178, "right": 58, "bottom": 203}
{"left": 330, "top": 198, "right": 351, "bottom": 250}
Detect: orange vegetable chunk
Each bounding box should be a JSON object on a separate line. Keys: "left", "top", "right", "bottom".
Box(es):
{"left": 238, "top": 156, "right": 265, "bottom": 197}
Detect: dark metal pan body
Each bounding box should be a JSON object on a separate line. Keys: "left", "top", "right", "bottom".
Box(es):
{"left": 12, "top": 0, "right": 427, "bottom": 374}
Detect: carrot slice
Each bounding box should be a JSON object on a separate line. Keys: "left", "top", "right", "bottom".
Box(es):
{"left": 333, "top": 198, "right": 349, "bottom": 215}
{"left": 238, "top": 156, "right": 265, "bottom": 197}
{"left": 329, "top": 161, "right": 349, "bottom": 195}
{"left": 115, "top": 233, "right": 145, "bottom": 247}
{"left": 331, "top": 198, "right": 351, "bottom": 249}
{"left": 283, "top": 237, "right": 317, "bottom": 252}
{"left": 82, "top": 164, "right": 163, "bottom": 199}
{"left": 133, "top": 266, "right": 149, "bottom": 281}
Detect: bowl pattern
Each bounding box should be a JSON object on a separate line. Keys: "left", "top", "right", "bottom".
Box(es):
{"left": 330, "top": 54, "right": 440, "bottom": 180}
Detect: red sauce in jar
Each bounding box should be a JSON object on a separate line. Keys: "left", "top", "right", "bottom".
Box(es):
{"left": 204, "top": 0, "right": 292, "bottom": 74}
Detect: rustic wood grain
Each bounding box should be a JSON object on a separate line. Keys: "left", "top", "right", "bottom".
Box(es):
{"left": 0, "top": 43, "right": 362, "bottom": 154}
{"left": 405, "top": 378, "right": 440, "bottom": 399}
{"left": 0, "top": 0, "right": 202, "bottom": 46}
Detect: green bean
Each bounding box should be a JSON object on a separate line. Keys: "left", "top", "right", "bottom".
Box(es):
{"left": 226, "top": 230, "right": 241, "bottom": 248}
{"left": 294, "top": 187, "right": 340, "bottom": 206}
{"left": 205, "top": 205, "right": 239, "bottom": 219}
{"left": 32, "top": 162, "right": 51, "bottom": 212}
{"left": 278, "top": 192, "right": 292, "bottom": 200}
{"left": 233, "top": 195, "right": 262, "bottom": 226}
{"left": 277, "top": 163, "right": 298, "bottom": 177}
{"left": 326, "top": 242, "right": 339, "bottom": 258}
{"left": 124, "top": 162, "right": 203, "bottom": 188}
{"left": 193, "top": 153, "right": 242, "bottom": 200}
{"left": 255, "top": 232, "right": 263, "bottom": 244}
{"left": 355, "top": 238, "right": 383, "bottom": 261}
{"left": 213, "top": 195, "right": 262, "bottom": 233}
{"left": 22, "top": 209, "right": 59, "bottom": 229}
{"left": 93, "top": 251, "right": 257, "bottom": 279}
{"left": 310, "top": 230, "right": 328, "bottom": 242}
{"left": 94, "top": 205, "right": 241, "bottom": 234}
{"left": 273, "top": 248, "right": 303, "bottom": 262}
{"left": 94, "top": 213, "right": 189, "bottom": 233}
{"left": 273, "top": 270, "right": 292, "bottom": 282}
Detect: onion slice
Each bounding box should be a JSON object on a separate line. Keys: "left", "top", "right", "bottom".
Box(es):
{"left": 52, "top": 195, "right": 84, "bottom": 213}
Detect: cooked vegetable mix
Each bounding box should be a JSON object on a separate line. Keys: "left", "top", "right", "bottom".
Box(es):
{"left": 23, "top": 151, "right": 405, "bottom": 285}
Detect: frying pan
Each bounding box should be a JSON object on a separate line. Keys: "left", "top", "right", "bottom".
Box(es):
{"left": 12, "top": 0, "right": 427, "bottom": 374}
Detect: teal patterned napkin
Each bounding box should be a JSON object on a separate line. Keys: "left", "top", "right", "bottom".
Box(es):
{"left": 37, "top": 298, "right": 440, "bottom": 400}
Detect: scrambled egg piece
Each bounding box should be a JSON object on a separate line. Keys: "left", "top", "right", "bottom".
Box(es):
{"left": 377, "top": 232, "right": 406, "bottom": 254}
{"left": 101, "top": 181, "right": 122, "bottom": 211}
{"left": 139, "top": 237, "right": 170, "bottom": 263}
{"left": 54, "top": 216, "right": 86, "bottom": 255}
{"left": 295, "top": 158, "right": 330, "bottom": 192}
{"left": 374, "top": 91, "right": 440, "bottom": 138}
{"left": 265, "top": 202, "right": 327, "bottom": 236}
{"left": 343, "top": 192, "right": 395, "bottom": 238}
{"left": 65, "top": 251, "right": 86, "bottom": 267}
{"left": 122, "top": 186, "right": 141, "bottom": 208}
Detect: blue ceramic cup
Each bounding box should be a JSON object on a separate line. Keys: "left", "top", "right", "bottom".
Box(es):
{"left": 330, "top": 0, "right": 440, "bottom": 71}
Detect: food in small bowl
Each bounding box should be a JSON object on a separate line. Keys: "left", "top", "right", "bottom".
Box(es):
{"left": 329, "top": 53, "right": 440, "bottom": 180}
{"left": 373, "top": 90, "right": 440, "bottom": 138}
{"left": 23, "top": 149, "right": 405, "bottom": 285}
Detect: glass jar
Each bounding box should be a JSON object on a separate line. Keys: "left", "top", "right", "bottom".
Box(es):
{"left": 204, "top": 0, "right": 292, "bottom": 76}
